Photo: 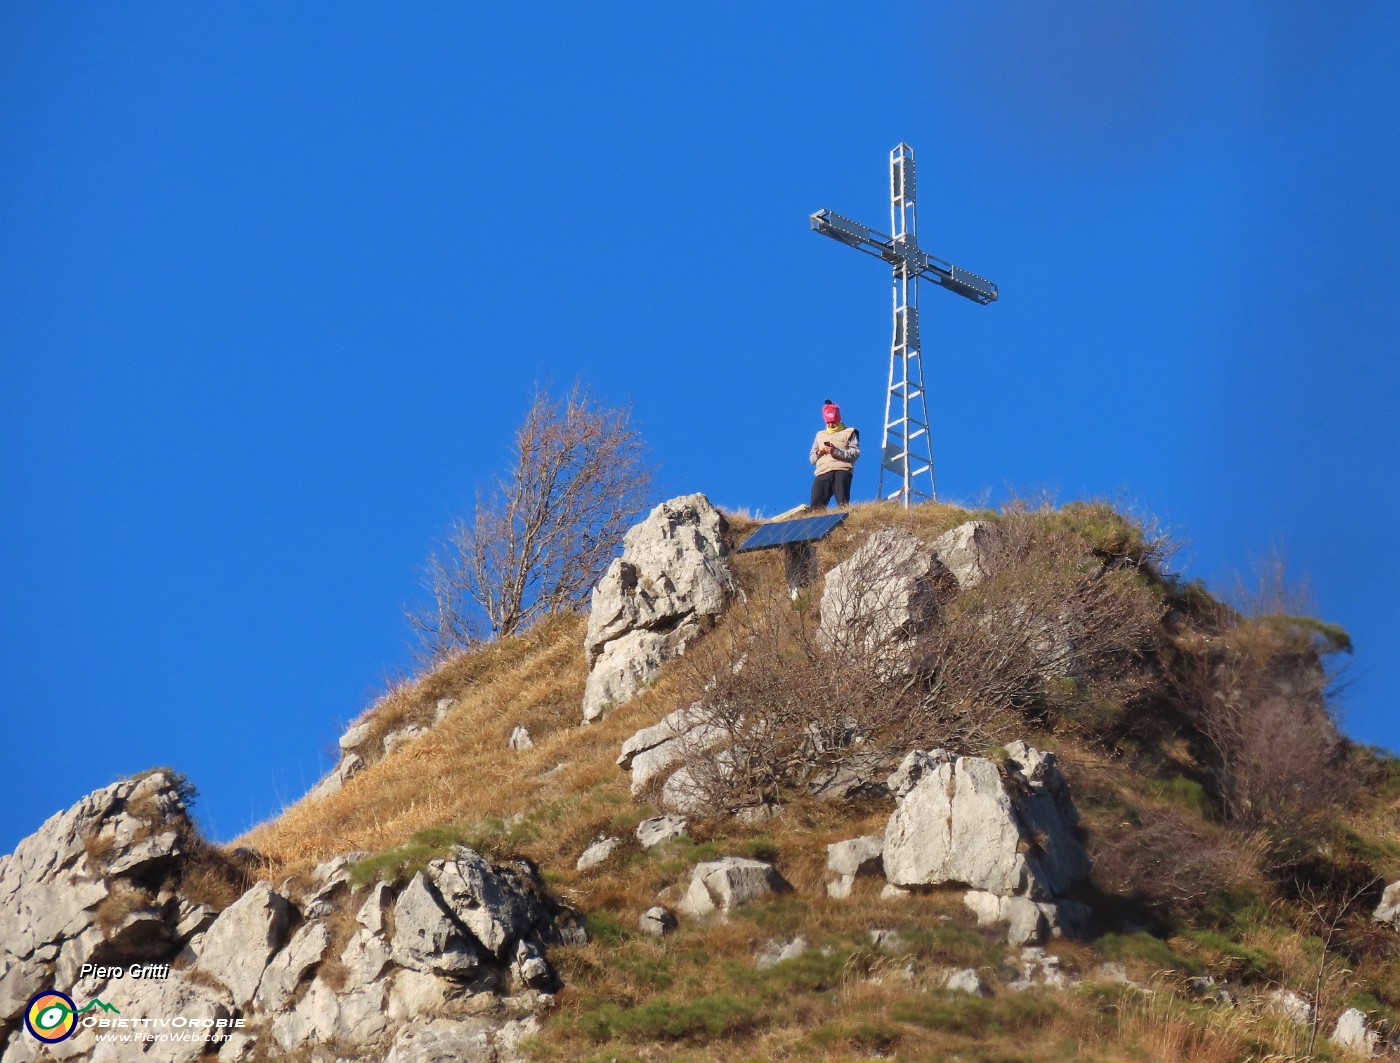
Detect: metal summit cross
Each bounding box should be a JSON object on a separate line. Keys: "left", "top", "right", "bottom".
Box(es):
{"left": 811, "top": 143, "right": 998, "bottom": 506}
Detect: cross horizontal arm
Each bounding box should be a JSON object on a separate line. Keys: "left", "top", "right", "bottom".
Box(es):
{"left": 810, "top": 209, "right": 998, "bottom": 305}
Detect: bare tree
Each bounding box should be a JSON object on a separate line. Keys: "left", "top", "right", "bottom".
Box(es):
{"left": 409, "top": 384, "right": 653, "bottom": 660}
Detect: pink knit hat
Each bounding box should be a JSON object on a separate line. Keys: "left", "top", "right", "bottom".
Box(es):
{"left": 822, "top": 400, "right": 841, "bottom": 425}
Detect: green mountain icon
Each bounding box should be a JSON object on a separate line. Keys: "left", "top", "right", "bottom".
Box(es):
{"left": 76, "top": 999, "right": 120, "bottom": 1015}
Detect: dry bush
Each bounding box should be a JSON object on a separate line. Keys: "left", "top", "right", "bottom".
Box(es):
{"left": 1171, "top": 611, "right": 1352, "bottom": 828}
{"left": 914, "top": 506, "right": 1163, "bottom": 737}
{"left": 179, "top": 839, "right": 255, "bottom": 911}
{"left": 408, "top": 383, "right": 653, "bottom": 659}
{"left": 94, "top": 881, "right": 154, "bottom": 934}
{"left": 667, "top": 505, "right": 1165, "bottom": 815}
{"left": 666, "top": 590, "right": 930, "bottom": 814}
{"left": 1087, "top": 806, "right": 1269, "bottom": 916}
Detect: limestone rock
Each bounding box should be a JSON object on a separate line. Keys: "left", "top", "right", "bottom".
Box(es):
{"left": 508, "top": 725, "right": 533, "bottom": 751}
{"left": 826, "top": 834, "right": 884, "bottom": 899}
{"left": 255, "top": 920, "right": 329, "bottom": 1012}
{"left": 384, "top": 1018, "right": 495, "bottom": 1063}
{"left": 386, "top": 969, "right": 452, "bottom": 1022}
{"left": 755, "top": 936, "right": 807, "bottom": 969}
{"left": 305, "top": 751, "right": 363, "bottom": 801}
{"left": 639, "top": 906, "right": 677, "bottom": 937}
{"left": 513, "top": 937, "right": 555, "bottom": 989}
{"left": 270, "top": 977, "right": 339, "bottom": 1050}
{"left": 819, "top": 527, "right": 943, "bottom": 672}
{"left": 217, "top": 1031, "right": 256, "bottom": 1062}
{"left": 582, "top": 494, "right": 737, "bottom": 721}
{"left": 339, "top": 722, "right": 373, "bottom": 751}
{"left": 85, "top": 970, "right": 235, "bottom": 1063}
{"left": 963, "top": 890, "right": 1092, "bottom": 946}
{"left": 576, "top": 837, "right": 621, "bottom": 871}
{"left": 944, "top": 968, "right": 991, "bottom": 997}
{"left": 339, "top": 882, "right": 395, "bottom": 983}
{"left": 1374, "top": 880, "right": 1400, "bottom": 928}
{"left": 636, "top": 815, "right": 688, "bottom": 849}
{"left": 827, "top": 834, "right": 885, "bottom": 878}
{"left": 882, "top": 745, "right": 1089, "bottom": 901}
{"left": 1331, "top": 1007, "right": 1384, "bottom": 1056}
{"left": 0, "top": 771, "right": 196, "bottom": 1029}
{"left": 383, "top": 724, "right": 427, "bottom": 756}
{"left": 1268, "top": 988, "right": 1315, "bottom": 1025}
{"left": 391, "top": 872, "right": 481, "bottom": 977}
{"left": 679, "top": 858, "right": 789, "bottom": 917}
{"left": 1006, "top": 947, "right": 1076, "bottom": 991}
{"left": 616, "top": 702, "right": 730, "bottom": 809}
{"left": 428, "top": 848, "right": 551, "bottom": 959}
{"left": 930, "top": 520, "right": 999, "bottom": 590}
{"left": 342, "top": 922, "right": 394, "bottom": 984}
{"left": 269, "top": 976, "right": 388, "bottom": 1052}
{"left": 194, "top": 882, "right": 294, "bottom": 1006}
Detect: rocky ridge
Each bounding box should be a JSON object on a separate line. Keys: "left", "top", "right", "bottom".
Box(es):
{"left": 0, "top": 773, "right": 581, "bottom": 1063}
{"left": 4, "top": 494, "right": 1397, "bottom": 1061}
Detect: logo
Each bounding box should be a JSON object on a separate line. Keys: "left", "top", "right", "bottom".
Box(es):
{"left": 24, "top": 991, "right": 76, "bottom": 1043}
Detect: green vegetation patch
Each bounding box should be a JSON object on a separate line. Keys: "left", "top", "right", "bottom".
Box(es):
{"left": 1097, "top": 932, "right": 1203, "bottom": 975}
{"left": 1183, "top": 929, "right": 1278, "bottom": 980}
{"left": 348, "top": 813, "right": 546, "bottom": 887}
{"left": 578, "top": 993, "right": 762, "bottom": 1043}
{"left": 1143, "top": 774, "right": 1213, "bottom": 818}
{"left": 888, "top": 991, "right": 1060, "bottom": 1037}
{"left": 581, "top": 909, "right": 633, "bottom": 947}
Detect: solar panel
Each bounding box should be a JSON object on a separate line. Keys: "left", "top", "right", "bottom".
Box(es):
{"left": 737, "top": 512, "right": 848, "bottom": 552}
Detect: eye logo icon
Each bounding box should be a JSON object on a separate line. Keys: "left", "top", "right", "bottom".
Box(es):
{"left": 25, "top": 991, "right": 77, "bottom": 1043}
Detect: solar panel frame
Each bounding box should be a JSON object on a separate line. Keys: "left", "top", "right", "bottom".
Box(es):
{"left": 737, "top": 512, "right": 848, "bottom": 552}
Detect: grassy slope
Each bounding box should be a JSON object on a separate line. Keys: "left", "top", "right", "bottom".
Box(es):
{"left": 241, "top": 502, "right": 1400, "bottom": 1063}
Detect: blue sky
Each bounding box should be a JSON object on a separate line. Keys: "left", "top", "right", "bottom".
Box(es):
{"left": 3, "top": 3, "right": 1397, "bottom": 853}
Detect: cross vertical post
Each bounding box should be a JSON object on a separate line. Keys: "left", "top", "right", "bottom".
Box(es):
{"left": 811, "top": 143, "right": 998, "bottom": 508}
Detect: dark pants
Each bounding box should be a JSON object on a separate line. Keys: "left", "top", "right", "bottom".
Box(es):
{"left": 810, "top": 470, "right": 853, "bottom": 509}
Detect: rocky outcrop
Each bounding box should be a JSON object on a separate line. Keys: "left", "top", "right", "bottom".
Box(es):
{"left": 635, "top": 815, "right": 688, "bottom": 849}
{"left": 195, "top": 882, "right": 294, "bottom": 1006}
{"left": 576, "top": 837, "right": 621, "bottom": 871}
{"left": 1375, "top": 880, "right": 1400, "bottom": 929}
{"left": 826, "top": 834, "right": 884, "bottom": 899}
{"left": 754, "top": 936, "right": 807, "bottom": 970}
{"left": 962, "top": 891, "right": 1091, "bottom": 947}
{"left": 638, "top": 907, "right": 677, "bottom": 937}
{"left": 616, "top": 702, "right": 729, "bottom": 813}
{"left": 819, "top": 528, "right": 943, "bottom": 673}
{"left": 817, "top": 520, "right": 1001, "bottom": 674}
{"left": 0, "top": 771, "right": 193, "bottom": 1044}
{"left": 1268, "top": 988, "right": 1315, "bottom": 1026}
{"left": 930, "top": 520, "right": 998, "bottom": 591}
{"left": 1331, "top": 1008, "right": 1386, "bottom": 1056}
{"left": 678, "top": 858, "right": 790, "bottom": 917}
{"left": 0, "top": 779, "right": 581, "bottom": 1063}
{"left": 582, "top": 494, "right": 738, "bottom": 721}
{"left": 881, "top": 743, "right": 1090, "bottom": 944}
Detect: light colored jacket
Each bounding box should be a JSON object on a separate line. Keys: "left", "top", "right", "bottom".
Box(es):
{"left": 810, "top": 425, "right": 860, "bottom": 475}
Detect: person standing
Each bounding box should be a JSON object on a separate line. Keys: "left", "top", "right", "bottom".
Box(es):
{"left": 809, "top": 399, "right": 860, "bottom": 508}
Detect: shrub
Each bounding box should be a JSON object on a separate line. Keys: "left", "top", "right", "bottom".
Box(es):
{"left": 1087, "top": 805, "right": 1267, "bottom": 917}
{"left": 668, "top": 502, "right": 1166, "bottom": 815}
